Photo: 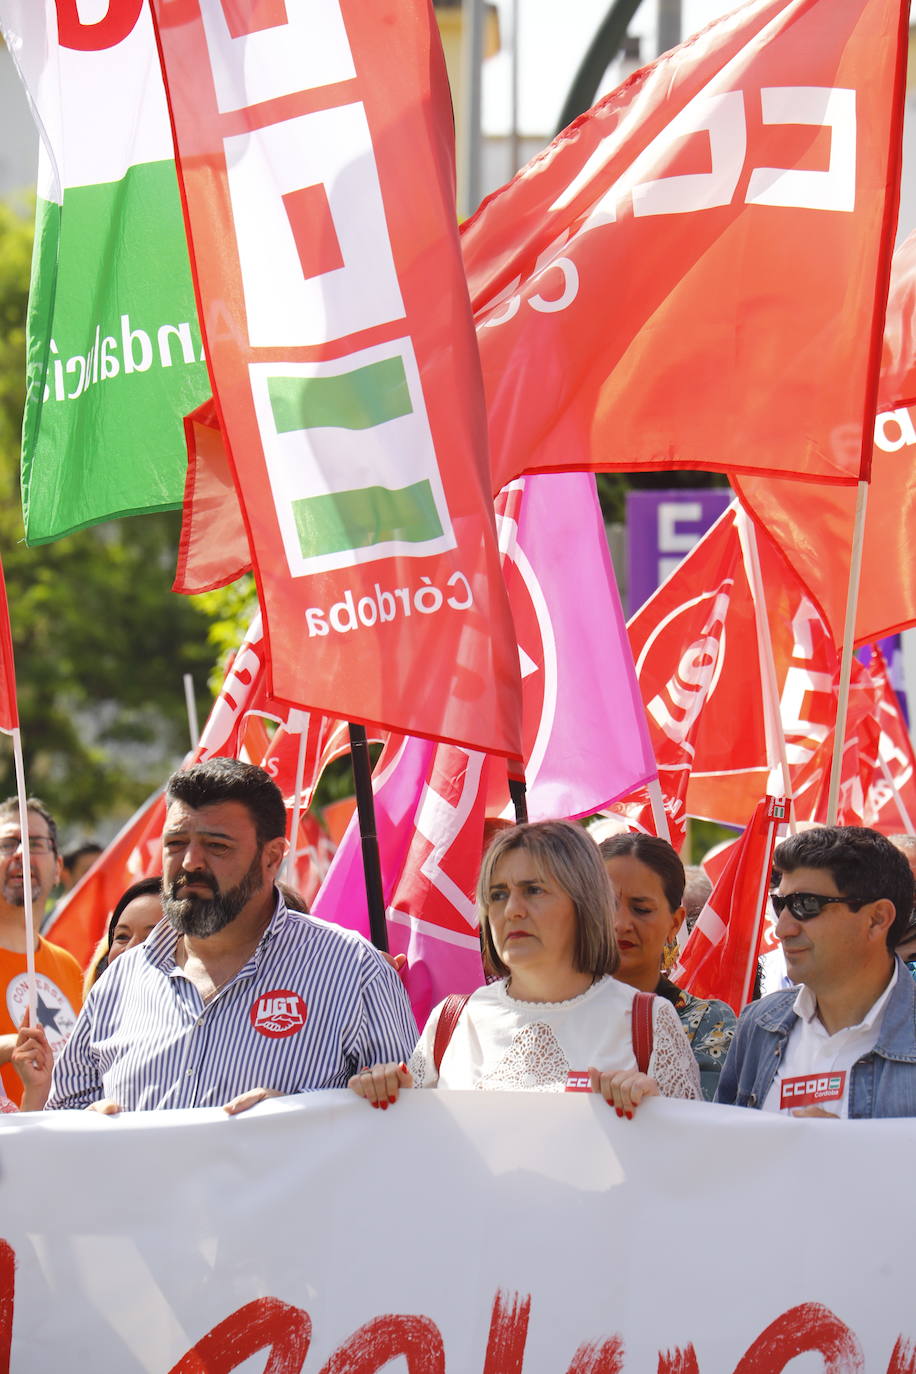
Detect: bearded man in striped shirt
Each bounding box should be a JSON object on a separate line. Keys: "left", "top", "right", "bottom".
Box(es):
{"left": 46, "top": 759, "right": 418, "bottom": 1113}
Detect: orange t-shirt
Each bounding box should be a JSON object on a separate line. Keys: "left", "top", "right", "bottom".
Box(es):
{"left": 0, "top": 937, "right": 83, "bottom": 1105}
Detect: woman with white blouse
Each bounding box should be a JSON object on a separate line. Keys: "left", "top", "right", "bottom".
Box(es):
{"left": 349, "top": 820, "right": 701, "bottom": 1114}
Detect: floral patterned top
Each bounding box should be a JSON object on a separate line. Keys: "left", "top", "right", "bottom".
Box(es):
{"left": 656, "top": 977, "right": 737, "bottom": 1102}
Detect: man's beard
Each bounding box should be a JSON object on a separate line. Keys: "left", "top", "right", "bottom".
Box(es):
{"left": 2, "top": 870, "right": 38, "bottom": 908}
{"left": 164, "top": 851, "right": 266, "bottom": 937}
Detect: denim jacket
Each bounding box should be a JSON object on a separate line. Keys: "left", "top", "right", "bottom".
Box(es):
{"left": 715, "top": 958, "right": 916, "bottom": 1118}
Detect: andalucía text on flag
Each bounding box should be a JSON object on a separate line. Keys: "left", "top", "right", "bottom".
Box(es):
{"left": 0, "top": 1, "right": 209, "bottom": 544}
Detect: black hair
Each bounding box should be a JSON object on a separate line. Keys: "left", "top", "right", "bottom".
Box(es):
{"left": 165, "top": 759, "right": 287, "bottom": 845}
{"left": 63, "top": 842, "right": 102, "bottom": 874}
{"left": 94, "top": 876, "right": 163, "bottom": 984}
{"left": 598, "top": 833, "right": 686, "bottom": 913}
{"left": 772, "top": 826, "right": 915, "bottom": 950}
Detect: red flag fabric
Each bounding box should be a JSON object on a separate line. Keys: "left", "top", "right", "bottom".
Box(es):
{"left": 463, "top": 0, "right": 908, "bottom": 495}
{"left": 862, "top": 647, "right": 916, "bottom": 831}
{"left": 314, "top": 468, "right": 658, "bottom": 1022}
{"left": 877, "top": 228, "right": 916, "bottom": 411}
{"left": 789, "top": 651, "right": 916, "bottom": 832}
{"left": 173, "top": 399, "right": 250, "bottom": 596}
{"left": 620, "top": 502, "right": 850, "bottom": 835}
{"left": 43, "top": 790, "right": 166, "bottom": 971}
{"left": 673, "top": 797, "right": 787, "bottom": 1014}
{"left": 0, "top": 558, "right": 18, "bottom": 735}
{"left": 623, "top": 502, "right": 916, "bottom": 837}
{"left": 620, "top": 506, "right": 743, "bottom": 846}
{"left": 46, "top": 614, "right": 359, "bottom": 966}
{"left": 151, "top": 0, "right": 522, "bottom": 757}
{"left": 734, "top": 229, "right": 916, "bottom": 649}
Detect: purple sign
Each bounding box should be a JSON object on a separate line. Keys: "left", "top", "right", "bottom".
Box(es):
{"left": 626, "top": 489, "right": 733, "bottom": 617}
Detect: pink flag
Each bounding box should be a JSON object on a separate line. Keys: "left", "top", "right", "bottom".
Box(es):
{"left": 314, "top": 471, "right": 658, "bottom": 1023}
{"left": 494, "top": 474, "right": 656, "bottom": 818}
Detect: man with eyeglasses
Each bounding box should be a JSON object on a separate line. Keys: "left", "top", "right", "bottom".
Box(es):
{"left": 0, "top": 797, "right": 83, "bottom": 1106}
{"left": 716, "top": 826, "right": 916, "bottom": 1118}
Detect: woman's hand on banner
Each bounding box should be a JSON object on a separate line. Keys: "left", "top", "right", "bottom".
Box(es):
{"left": 588, "top": 1067, "right": 660, "bottom": 1118}
{"left": 348, "top": 1061, "right": 413, "bottom": 1108}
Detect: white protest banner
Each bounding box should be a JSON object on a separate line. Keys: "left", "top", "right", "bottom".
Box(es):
{"left": 0, "top": 1094, "right": 912, "bottom": 1372}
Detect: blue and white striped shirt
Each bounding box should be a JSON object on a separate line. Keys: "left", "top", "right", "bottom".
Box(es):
{"left": 46, "top": 895, "right": 418, "bottom": 1111}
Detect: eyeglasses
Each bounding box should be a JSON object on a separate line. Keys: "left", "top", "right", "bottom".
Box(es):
{"left": 770, "top": 891, "right": 867, "bottom": 921}
{"left": 0, "top": 836, "right": 55, "bottom": 856}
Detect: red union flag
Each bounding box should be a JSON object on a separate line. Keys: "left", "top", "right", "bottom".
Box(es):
{"left": 735, "top": 230, "right": 916, "bottom": 649}
{"left": 151, "top": 0, "right": 522, "bottom": 756}
{"left": 622, "top": 506, "right": 743, "bottom": 845}
{"left": 621, "top": 504, "right": 844, "bottom": 835}
{"left": 463, "top": 0, "right": 908, "bottom": 494}
{"left": 674, "top": 797, "right": 786, "bottom": 1013}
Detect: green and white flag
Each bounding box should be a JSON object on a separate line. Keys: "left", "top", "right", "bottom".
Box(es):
{"left": 0, "top": 1, "right": 209, "bottom": 544}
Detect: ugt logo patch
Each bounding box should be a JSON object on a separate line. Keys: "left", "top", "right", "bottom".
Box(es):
{"left": 250, "top": 989, "right": 307, "bottom": 1038}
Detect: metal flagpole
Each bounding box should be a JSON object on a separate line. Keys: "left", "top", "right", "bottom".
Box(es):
{"left": 348, "top": 723, "right": 389, "bottom": 952}
{"left": 508, "top": 770, "right": 528, "bottom": 823}
{"left": 827, "top": 481, "right": 870, "bottom": 825}
{"left": 459, "top": 0, "right": 485, "bottom": 216}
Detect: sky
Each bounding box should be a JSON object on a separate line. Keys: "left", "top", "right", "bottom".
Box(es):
{"left": 481, "top": 0, "right": 745, "bottom": 135}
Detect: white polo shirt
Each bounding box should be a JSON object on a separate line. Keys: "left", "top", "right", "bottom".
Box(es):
{"left": 761, "top": 966, "right": 898, "bottom": 1118}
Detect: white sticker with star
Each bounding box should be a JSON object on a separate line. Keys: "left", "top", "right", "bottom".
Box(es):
{"left": 6, "top": 973, "right": 78, "bottom": 1055}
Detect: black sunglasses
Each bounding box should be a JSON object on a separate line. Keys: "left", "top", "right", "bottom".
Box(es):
{"left": 770, "top": 891, "right": 868, "bottom": 921}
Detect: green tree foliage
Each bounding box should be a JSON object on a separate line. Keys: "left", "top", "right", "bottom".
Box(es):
{"left": 0, "top": 202, "right": 217, "bottom": 830}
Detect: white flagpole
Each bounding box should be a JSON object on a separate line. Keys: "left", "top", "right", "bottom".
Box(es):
{"left": 735, "top": 504, "right": 798, "bottom": 832}
{"left": 646, "top": 776, "right": 671, "bottom": 843}
{"left": 878, "top": 750, "right": 915, "bottom": 831}
{"left": 740, "top": 803, "right": 782, "bottom": 1009}
{"left": 10, "top": 727, "right": 36, "bottom": 1024}
{"left": 827, "top": 481, "right": 870, "bottom": 825}
{"left": 183, "top": 673, "right": 199, "bottom": 749}
{"left": 281, "top": 711, "right": 309, "bottom": 885}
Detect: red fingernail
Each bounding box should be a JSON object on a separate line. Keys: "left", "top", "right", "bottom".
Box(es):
{"left": 388, "top": 1095, "right": 397, "bottom": 1104}
{"left": 371, "top": 1101, "right": 379, "bottom": 1109}
{"left": 380, "top": 1101, "right": 388, "bottom": 1111}
{"left": 398, "top": 1062, "right": 407, "bottom": 1073}
{"left": 626, "top": 1111, "right": 633, "bottom": 1120}
{"left": 615, "top": 1107, "right": 623, "bottom": 1118}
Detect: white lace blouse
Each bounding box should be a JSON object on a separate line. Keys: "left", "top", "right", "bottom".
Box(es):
{"left": 410, "top": 976, "right": 702, "bottom": 1098}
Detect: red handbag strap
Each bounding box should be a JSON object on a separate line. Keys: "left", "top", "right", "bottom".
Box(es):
{"left": 631, "top": 991, "right": 655, "bottom": 1075}
{"left": 433, "top": 993, "right": 472, "bottom": 1074}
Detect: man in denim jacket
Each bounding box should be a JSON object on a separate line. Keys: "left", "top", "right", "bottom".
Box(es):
{"left": 717, "top": 826, "right": 916, "bottom": 1119}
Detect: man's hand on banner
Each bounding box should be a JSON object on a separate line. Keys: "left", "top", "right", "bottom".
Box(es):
{"left": 348, "top": 1061, "right": 413, "bottom": 1108}
{"left": 791, "top": 1106, "right": 840, "bottom": 1119}
{"left": 587, "top": 1068, "right": 660, "bottom": 1118}
{"left": 85, "top": 1099, "right": 123, "bottom": 1115}
{"left": 222, "top": 1087, "right": 283, "bottom": 1116}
